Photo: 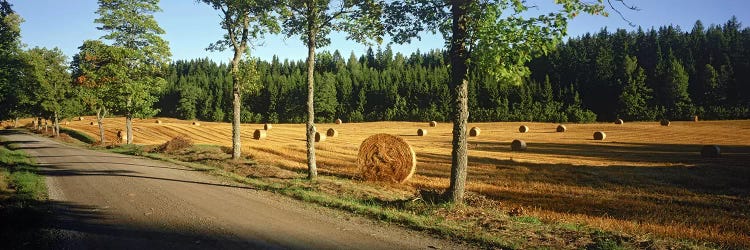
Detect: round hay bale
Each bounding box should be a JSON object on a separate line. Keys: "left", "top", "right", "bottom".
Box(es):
{"left": 192, "top": 121, "right": 200, "bottom": 126}
{"left": 63, "top": 121, "right": 69, "bottom": 125}
{"left": 264, "top": 123, "right": 272, "bottom": 130}
{"left": 593, "top": 131, "right": 606, "bottom": 140}
{"left": 469, "top": 127, "right": 481, "bottom": 137}
{"left": 77, "top": 117, "right": 84, "bottom": 121}
{"left": 155, "top": 120, "right": 162, "bottom": 124}
{"left": 357, "top": 134, "right": 416, "bottom": 183}
{"left": 117, "top": 130, "right": 126, "bottom": 141}
{"left": 518, "top": 125, "right": 529, "bottom": 133}
{"left": 556, "top": 124, "right": 567, "bottom": 132}
{"left": 335, "top": 119, "right": 342, "bottom": 124}
{"left": 614, "top": 119, "right": 624, "bottom": 125}
{"left": 326, "top": 128, "right": 338, "bottom": 137}
{"left": 429, "top": 121, "right": 437, "bottom": 127}
{"left": 89, "top": 121, "right": 95, "bottom": 126}
{"left": 315, "top": 131, "right": 326, "bottom": 142}
{"left": 700, "top": 145, "right": 721, "bottom": 158}
{"left": 417, "top": 128, "right": 427, "bottom": 136}
{"left": 693, "top": 115, "right": 699, "bottom": 122}
{"left": 511, "top": 139, "right": 527, "bottom": 151}
{"left": 253, "top": 129, "right": 267, "bottom": 140}
{"left": 660, "top": 119, "right": 671, "bottom": 126}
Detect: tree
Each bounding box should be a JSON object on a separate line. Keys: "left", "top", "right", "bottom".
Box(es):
{"left": 200, "top": 0, "right": 279, "bottom": 160}
{"left": 278, "top": 0, "right": 384, "bottom": 179}
{"left": 71, "top": 40, "right": 128, "bottom": 143}
{"left": 386, "top": 0, "right": 609, "bottom": 203}
{"left": 617, "top": 55, "right": 652, "bottom": 120}
{"left": 95, "top": 0, "right": 171, "bottom": 144}
{"left": 0, "top": 0, "right": 27, "bottom": 123}
{"left": 24, "top": 47, "right": 72, "bottom": 137}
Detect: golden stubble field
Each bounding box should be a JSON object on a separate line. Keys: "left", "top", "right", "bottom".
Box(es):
{"left": 59, "top": 117, "right": 750, "bottom": 246}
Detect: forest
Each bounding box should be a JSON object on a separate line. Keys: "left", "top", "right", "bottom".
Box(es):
{"left": 159, "top": 18, "right": 750, "bottom": 124}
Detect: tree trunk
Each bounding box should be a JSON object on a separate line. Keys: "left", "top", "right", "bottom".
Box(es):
{"left": 230, "top": 47, "right": 243, "bottom": 160}
{"left": 446, "top": 1, "right": 470, "bottom": 204}
{"left": 54, "top": 111, "right": 59, "bottom": 137}
{"left": 14, "top": 117, "right": 18, "bottom": 128}
{"left": 126, "top": 115, "right": 133, "bottom": 144}
{"left": 305, "top": 19, "right": 318, "bottom": 180}
{"left": 97, "top": 107, "right": 106, "bottom": 144}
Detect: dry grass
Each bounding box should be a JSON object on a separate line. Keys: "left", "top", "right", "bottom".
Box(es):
{"left": 56, "top": 117, "right": 750, "bottom": 248}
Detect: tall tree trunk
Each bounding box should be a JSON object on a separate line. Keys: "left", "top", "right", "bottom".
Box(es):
{"left": 446, "top": 1, "right": 470, "bottom": 204}
{"left": 54, "top": 111, "right": 59, "bottom": 137}
{"left": 97, "top": 107, "right": 106, "bottom": 144}
{"left": 305, "top": 19, "right": 318, "bottom": 180}
{"left": 14, "top": 117, "right": 18, "bottom": 128}
{"left": 230, "top": 47, "right": 243, "bottom": 160}
{"left": 126, "top": 114, "right": 133, "bottom": 144}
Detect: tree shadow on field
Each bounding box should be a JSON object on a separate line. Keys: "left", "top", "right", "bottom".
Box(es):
{"left": 415, "top": 141, "right": 750, "bottom": 197}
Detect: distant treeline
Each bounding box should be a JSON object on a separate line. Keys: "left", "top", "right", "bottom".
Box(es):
{"left": 158, "top": 18, "right": 750, "bottom": 123}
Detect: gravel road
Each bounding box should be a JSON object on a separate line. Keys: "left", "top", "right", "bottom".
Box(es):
{"left": 1, "top": 130, "right": 470, "bottom": 250}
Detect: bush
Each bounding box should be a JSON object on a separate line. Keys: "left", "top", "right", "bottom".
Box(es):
{"left": 153, "top": 136, "right": 194, "bottom": 153}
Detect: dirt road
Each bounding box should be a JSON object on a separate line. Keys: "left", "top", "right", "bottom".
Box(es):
{"left": 1, "top": 130, "right": 468, "bottom": 249}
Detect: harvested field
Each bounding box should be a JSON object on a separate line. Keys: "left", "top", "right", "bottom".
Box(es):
{"left": 58, "top": 117, "right": 750, "bottom": 247}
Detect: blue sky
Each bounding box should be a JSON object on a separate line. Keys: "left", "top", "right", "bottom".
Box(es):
{"left": 11, "top": 0, "right": 750, "bottom": 63}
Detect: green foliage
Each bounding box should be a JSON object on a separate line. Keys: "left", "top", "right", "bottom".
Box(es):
{"left": 23, "top": 47, "right": 73, "bottom": 120}
{"left": 618, "top": 56, "right": 654, "bottom": 120}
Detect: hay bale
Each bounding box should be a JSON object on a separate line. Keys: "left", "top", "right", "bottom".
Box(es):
{"left": 693, "top": 115, "right": 699, "bottom": 122}
{"left": 615, "top": 119, "right": 624, "bottom": 125}
{"left": 660, "top": 119, "right": 671, "bottom": 126}
{"left": 63, "top": 121, "right": 69, "bottom": 125}
{"left": 192, "top": 121, "right": 200, "bottom": 126}
{"left": 117, "top": 130, "right": 127, "bottom": 142}
{"left": 77, "top": 117, "right": 84, "bottom": 121}
{"left": 469, "top": 127, "right": 481, "bottom": 137}
{"left": 556, "top": 124, "right": 567, "bottom": 132}
{"left": 315, "top": 131, "right": 326, "bottom": 142}
{"left": 253, "top": 129, "right": 267, "bottom": 140}
{"left": 511, "top": 139, "right": 527, "bottom": 151}
{"left": 357, "top": 133, "right": 416, "bottom": 183}
{"left": 429, "top": 121, "right": 437, "bottom": 127}
{"left": 700, "top": 145, "right": 721, "bottom": 158}
{"left": 417, "top": 128, "right": 427, "bottom": 136}
{"left": 155, "top": 120, "right": 162, "bottom": 124}
{"left": 335, "top": 118, "right": 342, "bottom": 124}
{"left": 326, "top": 128, "right": 338, "bottom": 137}
{"left": 89, "top": 121, "right": 95, "bottom": 126}
{"left": 593, "top": 131, "right": 606, "bottom": 140}
{"left": 518, "top": 125, "right": 529, "bottom": 133}
{"left": 264, "top": 123, "right": 272, "bottom": 130}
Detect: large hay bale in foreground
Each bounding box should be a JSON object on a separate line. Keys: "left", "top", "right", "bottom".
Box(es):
{"left": 660, "top": 119, "right": 671, "bottom": 126}
{"left": 335, "top": 118, "right": 342, "bottom": 124}
{"left": 615, "top": 119, "right": 624, "bottom": 125}
{"left": 357, "top": 133, "right": 416, "bottom": 183}
{"left": 192, "top": 121, "right": 200, "bottom": 126}
{"left": 429, "top": 121, "right": 437, "bottom": 127}
{"left": 315, "top": 132, "right": 326, "bottom": 142}
{"left": 417, "top": 128, "right": 427, "bottom": 136}
{"left": 518, "top": 125, "right": 529, "bottom": 133}
{"left": 469, "top": 127, "right": 481, "bottom": 137}
{"left": 117, "top": 130, "right": 126, "bottom": 142}
{"left": 593, "top": 131, "right": 606, "bottom": 140}
{"left": 253, "top": 129, "right": 267, "bottom": 140}
{"left": 264, "top": 123, "right": 272, "bottom": 130}
{"left": 556, "top": 124, "right": 567, "bottom": 132}
{"left": 511, "top": 139, "right": 527, "bottom": 151}
{"left": 326, "top": 128, "right": 338, "bottom": 137}
{"left": 701, "top": 145, "right": 721, "bottom": 158}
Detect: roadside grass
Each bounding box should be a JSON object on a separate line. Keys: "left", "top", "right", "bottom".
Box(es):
{"left": 0, "top": 137, "right": 49, "bottom": 248}
{"left": 59, "top": 127, "right": 96, "bottom": 144}
{"left": 105, "top": 143, "right": 711, "bottom": 250}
